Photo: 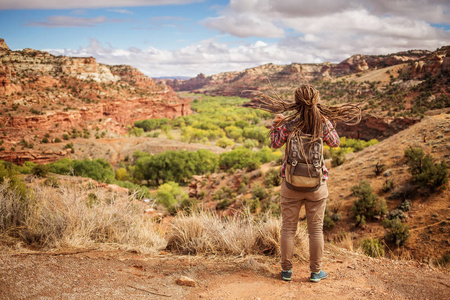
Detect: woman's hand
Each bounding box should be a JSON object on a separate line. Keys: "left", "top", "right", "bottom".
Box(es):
{"left": 273, "top": 114, "right": 284, "bottom": 123}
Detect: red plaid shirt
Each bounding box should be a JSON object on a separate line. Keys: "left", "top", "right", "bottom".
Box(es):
{"left": 270, "top": 119, "right": 340, "bottom": 179}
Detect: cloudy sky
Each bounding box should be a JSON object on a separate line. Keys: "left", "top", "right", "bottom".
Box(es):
{"left": 1, "top": 0, "right": 449, "bottom": 77}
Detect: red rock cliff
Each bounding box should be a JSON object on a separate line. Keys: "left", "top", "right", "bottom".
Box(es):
{"left": 0, "top": 39, "right": 191, "bottom": 164}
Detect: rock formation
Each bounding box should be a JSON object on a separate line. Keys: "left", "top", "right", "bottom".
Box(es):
{"left": 0, "top": 39, "right": 191, "bottom": 164}
{"left": 165, "top": 48, "right": 442, "bottom": 97}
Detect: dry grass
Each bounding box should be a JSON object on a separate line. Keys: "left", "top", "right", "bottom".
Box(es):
{"left": 333, "top": 231, "right": 356, "bottom": 252}
{"left": 166, "top": 209, "right": 309, "bottom": 261}
{"left": 0, "top": 179, "right": 166, "bottom": 253}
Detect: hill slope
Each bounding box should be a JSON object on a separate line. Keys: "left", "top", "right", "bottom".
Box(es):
{"left": 189, "top": 113, "right": 450, "bottom": 262}
{"left": 0, "top": 38, "right": 191, "bottom": 164}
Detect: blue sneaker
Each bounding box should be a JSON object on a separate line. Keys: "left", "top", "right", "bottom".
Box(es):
{"left": 281, "top": 269, "right": 292, "bottom": 281}
{"left": 310, "top": 270, "right": 328, "bottom": 282}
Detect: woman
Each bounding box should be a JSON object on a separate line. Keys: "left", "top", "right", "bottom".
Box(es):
{"left": 263, "top": 84, "right": 360, "bottom": 282}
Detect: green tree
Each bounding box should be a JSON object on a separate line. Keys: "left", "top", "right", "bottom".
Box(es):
{"left": 72, "top": 158, "right": 115, "bottom": 182}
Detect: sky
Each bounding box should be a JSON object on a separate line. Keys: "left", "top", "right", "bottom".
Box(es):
{"left": 1, "top": 0, "right": 449, "bottom": 78}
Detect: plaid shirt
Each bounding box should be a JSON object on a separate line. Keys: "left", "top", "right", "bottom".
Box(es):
{"left": 270, "top": 119, "right": 340, "bottom": 179}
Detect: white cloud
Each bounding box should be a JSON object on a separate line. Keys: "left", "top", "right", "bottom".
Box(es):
{"left": 367, "top": 0, "right": 450, "bottom": 24}
{"left": 203, "top": 12, "right": 285, "bottom": 38}
{"left": 47, "top": 38, "right": 297, "bottom": 77}
{"left": 0, "top": 0, "right": 204, "bottom": 10}
{"left": 107, "top": 9, "right": 133, "bottom": 14}
{"left": 47, "top": 30, "right": 448, "bottom": 78}
{"left": 202, "top": 0, "right": 449, "bottom": 63}
{"left": 26, "top": 16, "right": 111, "bottom": 27}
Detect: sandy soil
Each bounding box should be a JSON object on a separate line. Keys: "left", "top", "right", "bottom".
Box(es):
{"left": 1, "top": 246, "right": 449, "bottom": 300}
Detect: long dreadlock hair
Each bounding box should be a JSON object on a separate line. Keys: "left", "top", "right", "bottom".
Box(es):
{"left": 244, "top": 84, "right": 362, "bottom": 163}
{"left": 246, "top": 84, "right": 362, "bottom": 142}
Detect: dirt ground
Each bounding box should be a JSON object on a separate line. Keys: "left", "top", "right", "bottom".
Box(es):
{"left": 1, "top": 245, "right": 449, "bottom": 300}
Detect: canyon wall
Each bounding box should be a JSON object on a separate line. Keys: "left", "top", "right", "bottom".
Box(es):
{"left": 0, "top": 38, "right": 191, "bottom": 164}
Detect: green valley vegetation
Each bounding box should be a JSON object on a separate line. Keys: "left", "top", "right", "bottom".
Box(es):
{"left": 134, "top": 95, "right": 273, "bottom": 147}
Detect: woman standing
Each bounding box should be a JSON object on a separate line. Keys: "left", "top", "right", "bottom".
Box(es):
{"left": 266, "top": 84, "right": 360, "bottom": 282}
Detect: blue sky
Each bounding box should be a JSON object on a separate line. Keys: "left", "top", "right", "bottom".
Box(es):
{"left": 1, "top": 0, "right": 449, "bottom": 77}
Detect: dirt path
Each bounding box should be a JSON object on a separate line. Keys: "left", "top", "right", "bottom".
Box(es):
{"left": 1, "top": 247, "right": 448, "bottom": 300}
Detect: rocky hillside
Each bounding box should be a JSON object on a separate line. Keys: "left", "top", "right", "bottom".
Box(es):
{"left": 0, "top": 39, "right": 191, "bottom": 164}
{"left": 188, "top": 113, "right": 450, "bottom": 263}
{"left": 164, "top": 47, "right": 448, "bottom": 97}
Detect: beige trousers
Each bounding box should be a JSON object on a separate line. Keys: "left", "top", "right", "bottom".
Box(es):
{"left": 280, "top": 179, "right": 328, "bottom": 272}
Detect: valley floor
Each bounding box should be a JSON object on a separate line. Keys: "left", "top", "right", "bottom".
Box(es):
{"left": 1, "top": 246, "right": 449, "bottom": 300}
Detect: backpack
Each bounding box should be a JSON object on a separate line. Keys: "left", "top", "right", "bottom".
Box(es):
{"left": 284, "top": 131, "right": 324, "bottom": 192}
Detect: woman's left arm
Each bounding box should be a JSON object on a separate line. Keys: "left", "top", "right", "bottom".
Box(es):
{"left": 322, "top": 119, "right": 340, "bottom": 147}
{"left": 270, "top": 115, "right": 290, "bottom": 149}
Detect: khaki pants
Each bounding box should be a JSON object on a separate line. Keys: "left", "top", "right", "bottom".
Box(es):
{"left": 280, "top": 179, "right": 328, "bottom": 272}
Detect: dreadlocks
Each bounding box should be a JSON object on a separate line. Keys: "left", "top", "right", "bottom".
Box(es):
{"left": 246, "top": 84, "right": 362, "bottom": 141}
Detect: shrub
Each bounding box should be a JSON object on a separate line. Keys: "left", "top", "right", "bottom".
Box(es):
{"left": 382, "top": 179, "right": 395, "bottom": 192}
{"left": 382, "top": 217, "right": 410, "bottom": 246}
{"left": 179, "top": 198, "right": 198, "bottom": 214}
{"left": 251, "top": 184, "right": 269, "bottom": 201}
{"left": 129, "top": 127, "right": 145, "bottom": 137}
{"left": 264, "top": 168, "right": 282, "bottom": 187}
{"left": 404, "top": 147, "right": 448, "bottom": 193}
{"left": 323, "top": 202, "right": 342, "bottom": 229}
{"left": 134, "top": 118, "right": 170, "bottom": 132}
{"left": 0, "top": 163, "right": 28, "bottom": 201}
{"left": 399, "top": 199, "right": 412, "bottom": 212}
{"left": 155, "top": 181, "right": 188, "bottom": 214}
{"left": 64, "top": 142, "right": 74, "bottom": 150}
{"left": 260, "top": 194, "right": 281, "bottom": 216}
{"left": 216, "top": 198, "right": 232, "bottom": 210}
{"left": 351, "top": 180, "right": 387, "bottom": 227}
{"left": 435, "top": 252, "right": 450, "bottom": 268}
{"left": 114, "top": 181, "right": 151, "bottom": 199}
{"left": 386, "top": 208, "right": 407, "bottom": 221}
{"left": 224, "top": 125, "right": 243, "bottom": 140}
{"left": 48, "top": 158, "right": 73, "bottom": 175}
{"left": 243, "top": 139, "right": 259, "bottom": 149}
{"left": 331, "top": 150, "right": 346, "bottom": 167}
{"left": 213, "top": 186, "right": 236, "bottom": 202}
{"left": 374, "top": 161, "right": 386, "bottom": 176}
{"left": 115, "top": 168, "right": 130, "bottom": 181}
{"left": 31, "top": 164, "right": 50, "bottom": 177}
{"left": 0, "top": 164, "right": 30, "bottom": 231}
{"left": 360, "top": 238, "right": 385, "bottom": 258}
{"left": 242, "top": 126, "right": 269, "bottom": 144}
{"left": 19, "top": 161, "right": 37, "bottom": 174}
{"left": 216, "top": 137, "right": 235, "bottom": 148}
{"left": 44, "top": 176, "right": 60, "bottom": 188}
